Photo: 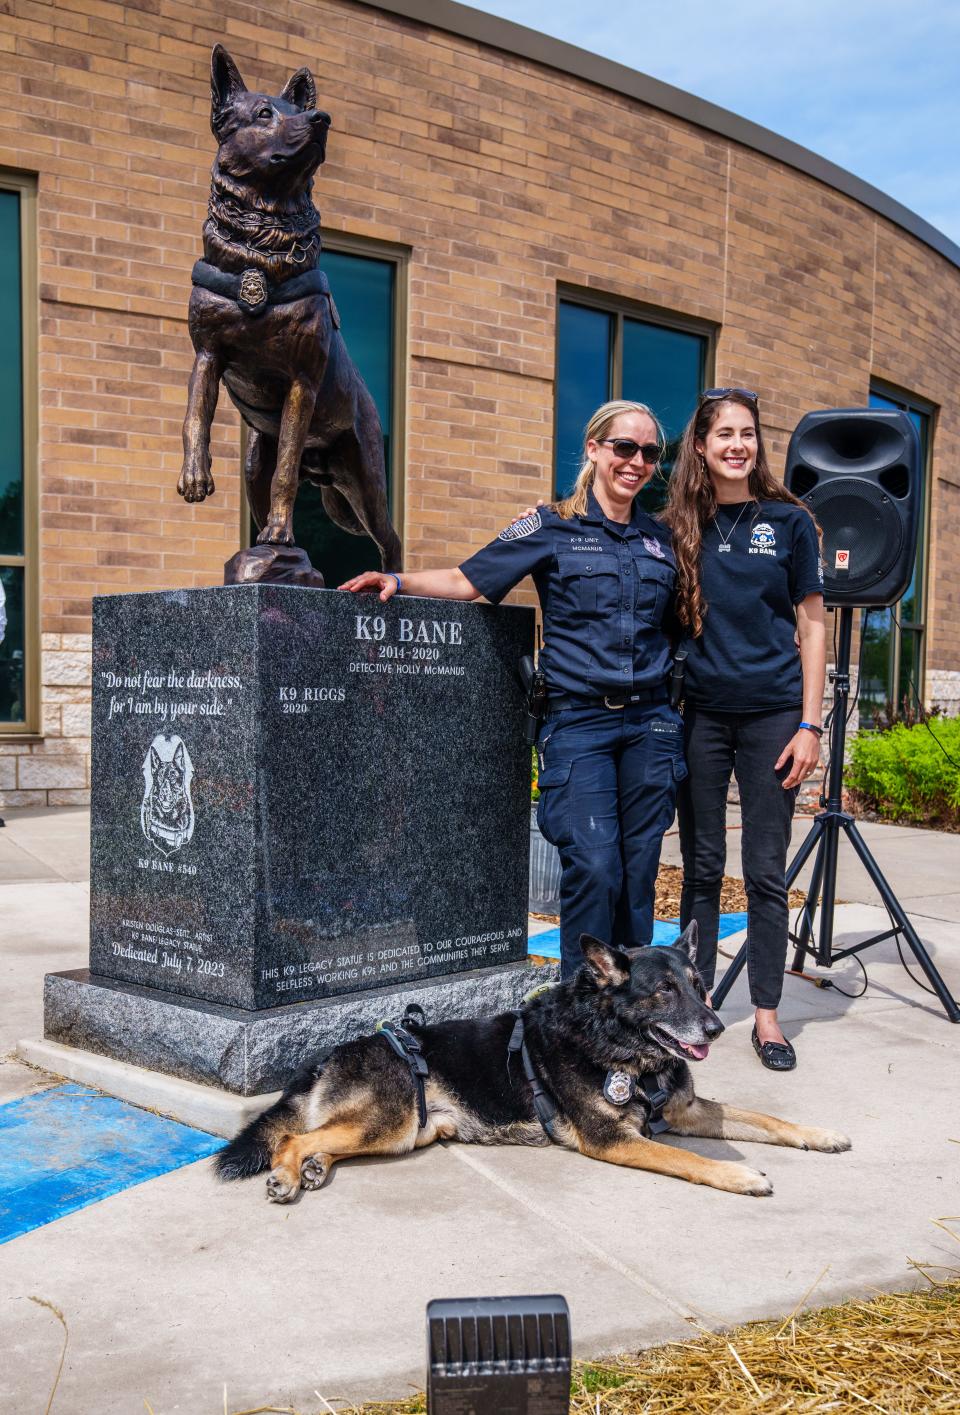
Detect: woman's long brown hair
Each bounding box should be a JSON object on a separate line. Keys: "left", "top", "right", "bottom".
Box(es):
{"left": 662, "top": 391, "right": 818, "bottom": 637}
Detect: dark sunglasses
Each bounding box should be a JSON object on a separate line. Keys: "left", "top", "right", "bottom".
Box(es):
{"left": 597, "top": 439, "right": 661, "bottom": 463}
{"left": 700, "top": 386, "right": 759, "bottom": 404}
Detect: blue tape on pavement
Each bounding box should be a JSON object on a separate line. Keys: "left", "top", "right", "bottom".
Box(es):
{"left": 0, "top": 1084, "right": 223, "bottom": 1245}
{"left": 527, "top": 913, "right": 749, "bottom": 961}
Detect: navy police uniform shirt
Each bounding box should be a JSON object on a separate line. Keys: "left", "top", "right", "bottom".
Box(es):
{"left": 684, "top": 498, "right": 823, "bottom": 712}
{"left": 459, "top": 489, "right": 676, "bottom": 700}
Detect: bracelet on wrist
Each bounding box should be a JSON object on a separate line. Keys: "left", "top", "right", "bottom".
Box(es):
{"left": 388, "top": 573, "right": 402, "bottom": 594}
{"left": 798, "top": 721, "right": 823, "bottom": 737}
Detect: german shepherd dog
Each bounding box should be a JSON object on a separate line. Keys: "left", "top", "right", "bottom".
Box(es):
{"left": 180, "top": 45, "right": 402, "bottom": 569}
{"left": 216, "top": 926, "right": 850, "bottom": 1202}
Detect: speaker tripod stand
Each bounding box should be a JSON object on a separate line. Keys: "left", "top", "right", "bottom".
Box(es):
{"left": 711, "top": 606, "right": 960, "bottom": 1023}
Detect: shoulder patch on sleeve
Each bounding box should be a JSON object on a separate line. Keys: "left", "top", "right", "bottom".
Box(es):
{"left": 497, "top": 511, "right": 542, "bottom": 541}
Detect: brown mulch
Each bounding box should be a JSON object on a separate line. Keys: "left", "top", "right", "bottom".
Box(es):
{"left": 532, "top": 864, "right": 805, "bottom": 929}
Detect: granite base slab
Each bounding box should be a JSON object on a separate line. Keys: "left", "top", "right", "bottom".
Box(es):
{"left": 41, "top": 961, "right": 557, "bottom": 1097}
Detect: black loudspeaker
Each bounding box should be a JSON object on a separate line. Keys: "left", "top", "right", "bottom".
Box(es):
{"left": 426, "top": 1295, "right": 571, "bottom": 1411}
{"left": 784, "top": 407, "right": 922, "bottom": 607}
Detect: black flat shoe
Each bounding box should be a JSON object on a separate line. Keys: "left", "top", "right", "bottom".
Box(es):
{"left": 752, "top": 1024, "right": 796, "bottom": 1071}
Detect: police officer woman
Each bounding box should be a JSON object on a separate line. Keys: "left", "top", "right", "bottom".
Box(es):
{"left": 340, "top": 400, "right": 685, "bottom": 979}
{"left": 663, "top": 389, "right": 826, "bottom": 1070}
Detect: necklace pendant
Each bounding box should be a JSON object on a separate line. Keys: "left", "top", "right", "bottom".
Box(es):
{"left": 718, "top": 543, "right": 731, "bottom": 553}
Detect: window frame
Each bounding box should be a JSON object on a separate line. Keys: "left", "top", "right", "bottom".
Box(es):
{"left": 0, "top": 169, "right": 39, "bottom": 738}
{"left": 553, "top": 284, "right": 716, "bottom": 499}
{"left": 238, "top": 231, "right": 409, "bottom": 556}
{"left": 866, "top": 379, "right": 935, "bottom": 706}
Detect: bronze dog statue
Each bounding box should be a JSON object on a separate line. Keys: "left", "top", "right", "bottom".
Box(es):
{"left": 180, "top": 45, "right": 401, "bottom": 579}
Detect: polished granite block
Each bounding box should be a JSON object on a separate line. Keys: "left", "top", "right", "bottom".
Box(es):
{"left": 88, "top": 586, "right": 535, "bottom": 1012}
{"left": 44, "top": 960, "right": 556, "bottom": 1095}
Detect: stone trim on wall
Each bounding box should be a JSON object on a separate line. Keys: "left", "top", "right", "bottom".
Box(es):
{"left": 0, "top": 634, "right": 91, "bottom": 808}
{"left": 927, "top": 670, "right": 960, "bottom": 716}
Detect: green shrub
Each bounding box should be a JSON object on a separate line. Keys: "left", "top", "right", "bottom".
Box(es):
{"left": 848, "top": 716, "right": 960, "bottom": 826}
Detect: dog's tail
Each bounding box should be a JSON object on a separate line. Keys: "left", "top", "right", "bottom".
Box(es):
{"left": 214, "top": 1063, "right": 322, "bottom": 1182}
{"left": 214, "top": 1107, "right": 278, "bottom": 1181}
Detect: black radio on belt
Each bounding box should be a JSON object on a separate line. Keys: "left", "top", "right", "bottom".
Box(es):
{"left": 426, "top": 1294, "right": 571, "bottom": 1413}
{"left": 518, "top": 654, "right": 548, "bottom": 745}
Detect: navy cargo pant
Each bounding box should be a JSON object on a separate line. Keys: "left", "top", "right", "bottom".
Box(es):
{"left": 536, "top": 698, "right": 687, "bottom": 979}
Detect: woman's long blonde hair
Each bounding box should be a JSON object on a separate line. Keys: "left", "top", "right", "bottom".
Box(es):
{"left": 662, "top": 391, "right": 818, "bottom": 636}
{"left": 555, "top": 400, "right": 666, "bottom": 520}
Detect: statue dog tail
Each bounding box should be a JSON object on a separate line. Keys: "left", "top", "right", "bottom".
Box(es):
{"left": 214, "top": 1062, "right": 322, "bottom": 1181}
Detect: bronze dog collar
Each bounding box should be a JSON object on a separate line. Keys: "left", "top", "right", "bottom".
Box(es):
{"left": 191, "top": 259, "right": 340, "bottom": 323}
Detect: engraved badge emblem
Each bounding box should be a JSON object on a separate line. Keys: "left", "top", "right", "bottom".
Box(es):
{"left": 237, "top": 268, "right": 269, "bottom": 315}
{"left": 643, "top": 535, "right": 665, "bottom": 559}
{"left": 141, "top": 733, "right": 195, "bottom": 857}
{"left": 498, "top": 511, "right": 542, "bottom": 541}
{"left": 603, "top": 1070, "right": 636, "bottom": 1106}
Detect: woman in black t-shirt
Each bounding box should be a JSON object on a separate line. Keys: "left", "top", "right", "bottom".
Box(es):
{"left": 663, "top": 390, "right": 825, "bottom": 1071}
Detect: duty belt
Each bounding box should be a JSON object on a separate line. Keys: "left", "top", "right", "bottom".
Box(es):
{"left": 546, "top": 687, "right": 668, "bottom": 714}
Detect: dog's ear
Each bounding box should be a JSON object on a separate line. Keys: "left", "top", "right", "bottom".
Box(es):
{"left": 280, "top": 66, "right": 317, "bottom": 112}
{"left": 211, "top": 45, "right": 248, "bottom": 118}
{"left": 580, "top": 935, "right": 631, "bottom": 988}
{"left": 674, "top": 919, "right": 698, "bottom": 964}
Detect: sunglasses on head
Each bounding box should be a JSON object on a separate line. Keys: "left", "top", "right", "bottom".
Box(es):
{"left": 700, "top": 387, "right": 759, "bottom": 405}
{"left": 597, "top": 438, "right": 661, "bottom": 463}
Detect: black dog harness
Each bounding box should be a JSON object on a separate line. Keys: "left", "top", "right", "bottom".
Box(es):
{"left": 508, "top": 1012, "right": 671, "bottom": 1140}
{"left": 191, "top": 259, "right": 341, "bottom": 323}
{"left": 376, "top": 1005, "right": 429, "bottom": 1129}
{"left": 507, "top": 1012, "right": 561, "bottom": 1141}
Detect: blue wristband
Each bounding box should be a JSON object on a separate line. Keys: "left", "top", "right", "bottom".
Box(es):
{"left": 388, "top": 573, "right": 402, "bottom": 594}
{"left": 798, "top": 721, "right": 823, "bottom": 737}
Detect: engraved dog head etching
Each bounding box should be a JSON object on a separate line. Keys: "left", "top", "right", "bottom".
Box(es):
{"left": 141, "top": 734, "right": 195, "bottom": 856}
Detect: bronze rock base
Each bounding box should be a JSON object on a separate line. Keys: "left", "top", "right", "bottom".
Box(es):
{"left": 224, "top": 543, "right": 325, "bottom": 588}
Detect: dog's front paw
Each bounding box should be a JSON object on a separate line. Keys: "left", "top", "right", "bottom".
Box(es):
{"left": 300, "top": 1154, "right": 329, "bottom": 1191}
{"left": 257, "top": 518, "right": 295, "bottom": 546}
{"left": 717, "top": 1161, "right": 773, "bottom": 1197}
{"left": 178, "top": 461, "right": 215, "bottom": 503}
{"left": 265, "top": 1166, "right": 300, "bottom": 1203}
{"left": 800, "top": 1127, "right": 851, "bottom": 1153}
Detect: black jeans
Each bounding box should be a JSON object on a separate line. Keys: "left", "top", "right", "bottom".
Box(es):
{"left": 677, "top": 705, "right": 799, "bottom": 1008}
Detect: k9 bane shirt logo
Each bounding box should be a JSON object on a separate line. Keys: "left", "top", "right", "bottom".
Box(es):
{"left": 749, "top": 521, "right": 777, "bottom": 556}
{"left": 140, "top": 733, "right": 195, "bottom": 856}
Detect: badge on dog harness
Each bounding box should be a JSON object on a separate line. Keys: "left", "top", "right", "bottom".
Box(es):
{"left": 237, "top": 268, "right": 269, "bottom": 315}
{"left": 603, "top": 1070, "right": 636, "bottom": 1105}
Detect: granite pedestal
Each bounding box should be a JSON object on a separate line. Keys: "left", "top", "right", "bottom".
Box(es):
{"left": 44, "top": 586, "right": 550, "bottom": 1098}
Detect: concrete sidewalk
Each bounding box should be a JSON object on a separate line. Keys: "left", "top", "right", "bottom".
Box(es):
{"left": 2, "top": 807, "right": 959, "bottom": 1412}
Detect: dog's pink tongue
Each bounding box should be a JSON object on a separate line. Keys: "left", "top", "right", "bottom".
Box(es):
{"left": 682, "top": 1042, "right": 709, "bottom": 1061}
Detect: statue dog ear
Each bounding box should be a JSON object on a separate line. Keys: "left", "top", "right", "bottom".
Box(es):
{"left": 210, "top": 44, "right": 247, "bottom": 118}
{"left": 280, "top": 67, "right": 318, "bottom": 112}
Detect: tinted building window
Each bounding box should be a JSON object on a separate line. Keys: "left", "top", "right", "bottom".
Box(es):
{"left": 249, "top": 248, "right": 397, "bottom": 586}
{"left": 0, "top": 188, "right": 25, "bottom": 726}
{"left": 555, "top": 297, "right": 707, "bottom": 511}
{"left": 859, "top": 389, "right": 931, "bottom": 715}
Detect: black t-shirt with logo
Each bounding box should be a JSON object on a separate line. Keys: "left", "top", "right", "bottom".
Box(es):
{"left": 684, "top": 499, "right": 823, "bottom": 712}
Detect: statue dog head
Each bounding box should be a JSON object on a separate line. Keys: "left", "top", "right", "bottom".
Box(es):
{"left": 208, "top": 44, "right": 331, "bottom": 200}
